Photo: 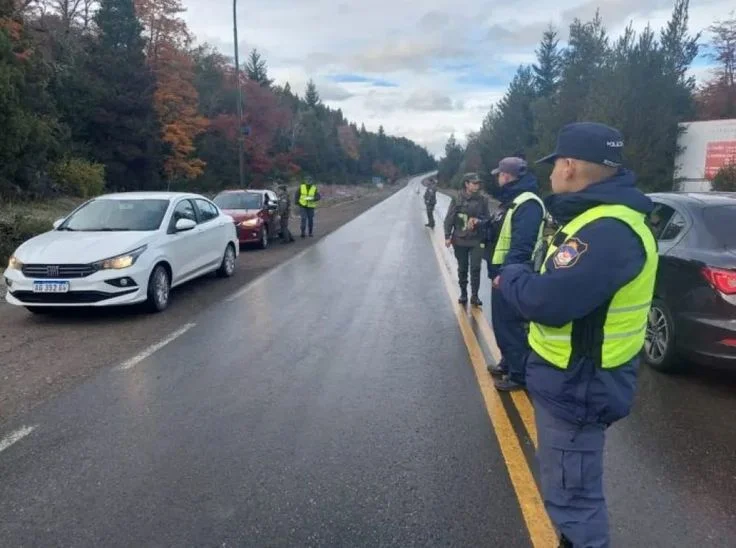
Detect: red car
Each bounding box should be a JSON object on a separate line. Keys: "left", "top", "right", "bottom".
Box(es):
{"left": 214, "top": 190, "right": 281, "bottom": 249}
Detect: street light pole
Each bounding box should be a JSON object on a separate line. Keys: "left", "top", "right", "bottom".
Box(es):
{"left": 233, "top": 0, "right": 246, "bottom": 188}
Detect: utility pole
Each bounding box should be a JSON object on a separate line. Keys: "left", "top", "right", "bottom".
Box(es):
{"left": 233, "top": 0, "right": 246, "bottom": 188}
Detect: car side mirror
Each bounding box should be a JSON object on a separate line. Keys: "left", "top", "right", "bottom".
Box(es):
{"left": 267, "top": 202, "right": 279, "bottom": 211}
{"left": 53, "top": 218, "right": 65, "bottom": 229}
{"left": 175, "top": 218, "right": 197, "bottom": 232}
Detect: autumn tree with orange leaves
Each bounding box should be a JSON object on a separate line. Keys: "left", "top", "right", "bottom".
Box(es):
{"left": 135, "top": 0, "right": 206, "bottom": 184}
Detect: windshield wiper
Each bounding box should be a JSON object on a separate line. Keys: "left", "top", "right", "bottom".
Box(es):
{"left": 56, "top": 227, "right": 75, "bottom": 231}
{"left": 88, "top": 228, "right": 134, "bottom": 231}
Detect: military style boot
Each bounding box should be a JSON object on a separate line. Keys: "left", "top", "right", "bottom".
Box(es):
{"left": 458, "top": 285, "right": 468, "bottom": 305}
{"left": 470, "top": 271, "right": 482, "bottom": 307}
{"left": 558, "top": 535, "right": 573, "bottom": 548}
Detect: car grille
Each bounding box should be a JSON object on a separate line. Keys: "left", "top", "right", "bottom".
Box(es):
{"left": 21, "top": 264, "right": 97, "bottom": 279}
{"left": 10, "top": 289, "right": 136, "bottom": 304}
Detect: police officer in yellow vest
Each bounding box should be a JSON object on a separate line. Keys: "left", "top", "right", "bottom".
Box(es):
{"left": 295, "top": 175, "right": 320, "bottom": 238}
{"left": 495, "top": 123, "right": 658, "bottom": 548}
{"left": 478, "top": 157, "right": 545, "bottom": 392}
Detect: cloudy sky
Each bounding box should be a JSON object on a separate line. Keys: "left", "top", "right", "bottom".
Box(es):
{"left": 183, "top": 0, "right": 729, "bottom": 157}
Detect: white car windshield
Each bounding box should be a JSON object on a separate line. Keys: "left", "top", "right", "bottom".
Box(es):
{"left": 60, "top": 199, "right": 170, "bottom": 232}
{"left": 214, "top": 192, "right": 262, "bottom": 210}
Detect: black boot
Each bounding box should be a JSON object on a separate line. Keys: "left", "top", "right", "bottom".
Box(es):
{"left": 458, "top": 285, "right": 468, "bottom": 305}
{"left": 558, "top": 535, "right": 573, "bottom": 548}
{"left": 470, "top": 270, "right": 482, "bottom": 307}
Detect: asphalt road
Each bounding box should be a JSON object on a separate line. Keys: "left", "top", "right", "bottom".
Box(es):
{"left": 0, "top": 189, "right": 397, "bottom": 424}
{"left": 1, "top": 176, "right": 734, "bottom": 547}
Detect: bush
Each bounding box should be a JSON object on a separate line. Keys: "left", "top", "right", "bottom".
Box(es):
{"left": 0, "top": 214, "right": 53, "bottom": 268}
{"left": 711, "top": 164, "right": 736, "bottom": 192}
{"left": 51, "top": 158, "right": 106, "bottom": 198}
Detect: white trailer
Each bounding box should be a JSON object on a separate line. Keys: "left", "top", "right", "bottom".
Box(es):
{"left": 675, "top": 119, "right": 736, "bottom": 191}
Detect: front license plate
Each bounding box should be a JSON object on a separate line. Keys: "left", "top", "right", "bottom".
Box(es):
{"left": 32, "top": 280, "right": 70, "bottom": 293}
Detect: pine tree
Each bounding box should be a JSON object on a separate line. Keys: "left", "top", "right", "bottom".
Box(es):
{"left": 533, "top": 27, "right": 562, "bottom": 98}
{"left": 245, "top": 48, "right": 272, "bottom": 87}
{"left": 0, "top": 6, "right": 60, "bottom": 197}
{"left": 305, "top": 78, "right": 320, "bottom": 107}
{"left": 438, "top": 134, "right": 464, "bottom": 185}
{"left": 697, "top": 13, "right": 736, "bottom": 119}
{"left": 86, "top": 0, "right": 162, "bottom": 191}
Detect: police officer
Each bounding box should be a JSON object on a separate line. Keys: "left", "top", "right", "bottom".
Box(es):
{"left": 295, "top": 175, "right": 320, "bottom": 238}
{"left": 277, "top": 183, "right": 294, "bottom": 243}
{"left": 423, "top": 178, "right": 438, "bottom": 228}
{"left": 443, "top": 172, "right": 490, "bottom": 306}
{"left": 495, "top": 122, "right": 658, "bottom": 547}
{"left": 481, "top": 157, "right": 545, "bottom": 392}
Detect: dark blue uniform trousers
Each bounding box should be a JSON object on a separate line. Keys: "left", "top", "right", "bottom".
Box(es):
{"left": 491, "top": 286, "right": 530, "bottom": 384}
{"left": 300, "top": 207, "right": 315, "bottom": 236}
{"left": 534, "top": 398, "right": 609, "bottom": 548}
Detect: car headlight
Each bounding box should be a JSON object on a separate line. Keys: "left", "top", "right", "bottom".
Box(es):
{"left": 7, "top": 255, "right": 23, "bottom": 271}
{"left": 94, "top": 245, "right": 147, "bottom": 270}
{"left": 240, "top": 218, "right": 261, "bottom": 228}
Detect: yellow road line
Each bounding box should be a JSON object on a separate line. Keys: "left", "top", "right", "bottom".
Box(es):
{"left": 471, "top": 307, "right": 539, "bottom": 449}
{"left": 428, "top": 232, "right": 557, "bottom": 547}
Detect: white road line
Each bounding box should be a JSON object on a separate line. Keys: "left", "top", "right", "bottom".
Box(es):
{"left": 116, "top": 323, "right": 196, "bottom": 371}
{"left": 0, "top": 425, "right": 36, "bottom": 454}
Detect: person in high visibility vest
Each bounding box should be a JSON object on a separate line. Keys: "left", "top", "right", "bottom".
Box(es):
{"left": 295, "top": 176, "right": 320, "bottom": 238}
{"left": 476, "top": 157, "right": 545, "bottom": 392}
{"left": 494, "top": 123, "right": 658, "bottom": 548}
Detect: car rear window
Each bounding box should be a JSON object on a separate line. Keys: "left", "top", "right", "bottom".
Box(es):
{"left": 703, "top": 205, "right": 736, "bottom": 248}
{"left": 214, "top": 192, "right": 261, "bottom": 210}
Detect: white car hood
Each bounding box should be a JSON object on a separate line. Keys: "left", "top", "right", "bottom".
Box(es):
{"left": 15, "top": 231, "right": 156, "bottom": 264}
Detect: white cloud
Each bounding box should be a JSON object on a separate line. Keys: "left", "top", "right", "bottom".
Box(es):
{"left": 183, "top": 0, "right": 726, "bottom": 157}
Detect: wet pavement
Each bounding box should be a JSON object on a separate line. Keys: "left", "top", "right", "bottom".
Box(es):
{"left": 1, "top": 176, "right": 734, "bottom": 547}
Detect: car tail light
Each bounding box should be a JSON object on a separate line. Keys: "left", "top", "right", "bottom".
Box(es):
{"left": 702, "top": 266, "right": 736, "bottom": 295}
{"left": 719, "top": 338, "right": 736, "bottom": 347}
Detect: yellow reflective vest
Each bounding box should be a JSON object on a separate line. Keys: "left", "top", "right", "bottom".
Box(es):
{"left": 299, "top": 183, "right": 317, "bottom": 208}
{"left": 528, "top": 204, "right": 658, "bottom": 369}
{"left": 491, "top": 192, "right": 546, "bottom": 266}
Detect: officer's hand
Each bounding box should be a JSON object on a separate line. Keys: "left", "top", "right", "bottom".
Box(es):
{"left": 445, "top": 238, "right": 452, "bottom": 248}
{"left": 467, "top": 217, "right": 478, "bottom": 229}
{"left": 492, "top": 276, "right": 500, "bottom": 288}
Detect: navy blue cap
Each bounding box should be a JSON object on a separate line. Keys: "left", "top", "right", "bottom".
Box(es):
{"left": 537, "top": 122, "right": 624, "bottom": 167}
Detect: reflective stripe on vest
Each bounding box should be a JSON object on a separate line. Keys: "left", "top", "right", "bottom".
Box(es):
{"left": 528, "top": 204, "right": 658, "bottom": 369}
{"left": 299, "top": 183, "right": 317, "bottom": 208}
{"left": 491, "top": 192, "right": 546, "bottom": 266}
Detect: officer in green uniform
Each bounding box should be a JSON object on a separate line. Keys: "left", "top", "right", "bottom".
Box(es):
{"left": 443, "top": 172, "right": 490, "bottom": 306}
{"left": 496, "top": 123, "right": 658, "bottom": 547}
{"left": 423, "top": 178, "right": 438, "bottom": 228}
{"left": 277, "top": 183, "right": 294, "bottom": 243}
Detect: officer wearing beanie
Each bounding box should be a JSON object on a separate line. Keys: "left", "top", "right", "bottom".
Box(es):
{"left": 495, "top": 122, "right": 658, "bottom": 547}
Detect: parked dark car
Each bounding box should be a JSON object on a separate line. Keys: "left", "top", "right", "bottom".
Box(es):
{"left": 645, "top": 192, "right": 736, "bottom": 372}
{"left": 213, "top": 190, "right": 281, "bottom": 249}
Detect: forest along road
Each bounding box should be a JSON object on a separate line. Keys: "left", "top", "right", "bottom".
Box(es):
{"left": 1, "top": 175, "right": 735, "bottom": 547}
{"left": 0, "top": 186, "right": 398, "bottom": 425}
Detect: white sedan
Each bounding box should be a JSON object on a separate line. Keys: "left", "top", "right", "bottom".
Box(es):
{"left": 4, "top": 192, "right": 239, "bottom": 313}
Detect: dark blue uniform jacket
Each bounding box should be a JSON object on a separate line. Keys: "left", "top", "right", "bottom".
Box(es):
{"left": 487, "top": 174, "right": 544, "bottom": 279}
{"left": 499, "top": 169, "right": 654, "bottom": 426}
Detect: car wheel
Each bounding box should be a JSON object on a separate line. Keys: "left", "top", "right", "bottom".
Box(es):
{"left": 217, "top": 244, "right": 236, "bottom": 278}
{"left": 644, "top": 298, "right": 681, "bottom": 372}
{"left": 146, "top": 264, "right": 171, "bottom": 313}
{"left": 258, "top": 227, "right": 269, "bottom": 249}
